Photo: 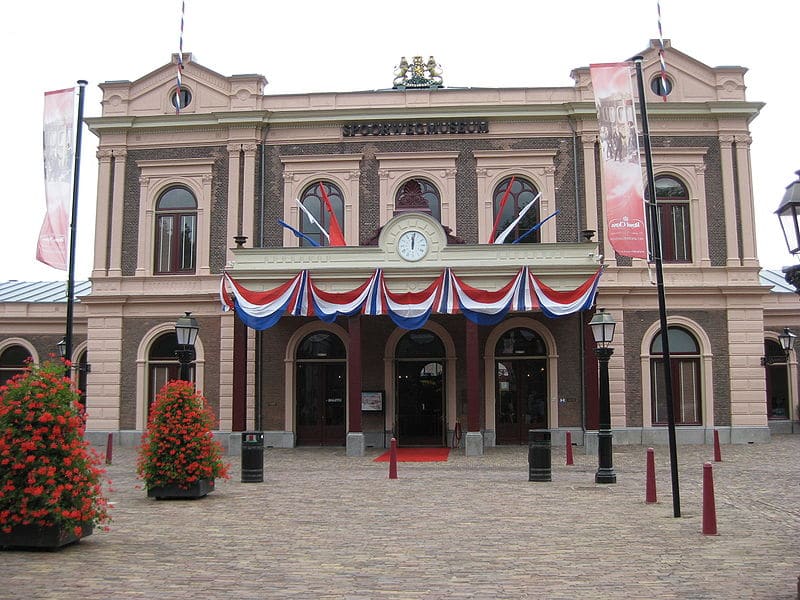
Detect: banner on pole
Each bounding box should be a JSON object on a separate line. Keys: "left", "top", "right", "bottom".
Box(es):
{"left": 37, "top": 87, "right": 75, "bottom": 270}
{"left": 589, "top": 63, "right": 648, "bottom": 260}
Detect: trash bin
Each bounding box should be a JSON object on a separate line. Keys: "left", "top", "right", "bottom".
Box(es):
{"left": 241, "top": 431, "right": 264, "bottom": 483}
{"left": 528, "top": 429, "right": 551, "bottom": 482}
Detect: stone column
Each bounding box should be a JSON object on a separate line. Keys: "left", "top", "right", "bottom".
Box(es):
{"left": 92, "top": 148, "right": 113, "bottom": 278}
{"left": 108, "top": 148, "right": 127, "bottom": 276}
{"left": 346, "top": 315, "right": 365, "bottom": 456}
{"left": 465, "top": 319, "right": 483, "bottom": 456}
{"left": 232, "top": 315, "right": 247, "bottom": 432}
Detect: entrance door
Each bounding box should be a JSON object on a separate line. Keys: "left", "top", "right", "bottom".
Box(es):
{"left": 296, "top": 362, "right": 346, "bottom": 446}
{"left": 396, "top": 360, "right": 444, "bottom": 446}
{"left": 495, "top": 359, "right": 548, "bottom": 444}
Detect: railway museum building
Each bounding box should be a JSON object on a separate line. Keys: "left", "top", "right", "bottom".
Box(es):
{"left": 2, "top": 39, "right": 797, "bottom": 455}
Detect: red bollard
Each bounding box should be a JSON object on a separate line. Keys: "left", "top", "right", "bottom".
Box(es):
{"left": 645, "top": 447, "right": 657, "bottom": 504}
{"left": 105, "top": 432, "right": 113, "bottom": 465}
{"left": 702, "top": 462, "right": 718, "bottom": 535}
{"left": 565, "top": 431, "right": 574, "bottom": 466}
{"left": 389, "top": 437, "right": 398, "bottom": 479}
{"left": 713, "top": 429, "right": 722, "bottom": 462}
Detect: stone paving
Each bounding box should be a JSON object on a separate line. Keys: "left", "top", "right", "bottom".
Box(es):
{"left": 1, "top": 435, "right": 799, "bottom": 599}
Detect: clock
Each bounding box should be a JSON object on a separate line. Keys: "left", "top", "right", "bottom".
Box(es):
{"left": 397, "top": 230, "right": 429, "bottom": 262}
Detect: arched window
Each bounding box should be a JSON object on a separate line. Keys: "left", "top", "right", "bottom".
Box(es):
{"left": 492, "top": 177, "right": 540, "bottom": 244}
{"left": 0, "top": 345, "right": 32, "bottom": 384}
{"left": 394, "top": 179, "right": 441, "bottom": 222}
{"left": 147, "top": 332, "right": 192, "bottom": 413}
{"left": 155, "top": 186, "right": 197, "bottom": 274}
{"left": 299, "top": 181, "right": 345, "bottom": 247}
{"left": 653, "top": 175, "right": 691, "bottom": 263}
{"left": 297, "top": 331, "right": 346, "bottom": 359}
{"left": 764, "top": 339, "right": 790, "bottom": 419}
{"left": 650, "top": 327, "right": 701, "bottom": 425}
{"left": 76, "top": 349, "right": 89, "bottom": 409}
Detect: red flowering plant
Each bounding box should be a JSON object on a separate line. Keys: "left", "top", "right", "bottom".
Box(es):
{"left": 136, "top": 380, "right": 229, "bottom": 491}
{"left": 0, "top": 358, "right": 111, "bottom": 537}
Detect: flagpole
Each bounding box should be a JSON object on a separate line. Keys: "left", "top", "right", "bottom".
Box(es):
{"left": 633, "top": 57, "right": 680, "bottom": 518}
{"left": 64, "top": 80, "right": 87, "bottom": 371}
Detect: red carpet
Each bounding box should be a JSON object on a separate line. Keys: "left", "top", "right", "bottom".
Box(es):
{"left": 374, "top": 447, "right": 450, "bottom": 462}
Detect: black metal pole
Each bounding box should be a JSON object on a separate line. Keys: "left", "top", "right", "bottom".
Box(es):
{"left": 64, "top": 80, "right": 88, "bottom": 371}
{"left": 595, "top": 346, "right": 616, "bottom": 483}
{"left": 633, "top": 57, "right": 681, "bottom": 517}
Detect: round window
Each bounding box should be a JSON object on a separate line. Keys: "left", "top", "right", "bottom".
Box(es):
{"left": 650, "top": 75, "right": 673, "bottom": 98}
{"left": 170, "top": 88, "right": 192, "bottom": 110}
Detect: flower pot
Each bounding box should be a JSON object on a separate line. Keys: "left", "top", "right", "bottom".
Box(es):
{"left": 0, "top": 522, "right": 93, "bottom": 550}
{"left": 147, "top": 478, "right": 215, "bottom": 500}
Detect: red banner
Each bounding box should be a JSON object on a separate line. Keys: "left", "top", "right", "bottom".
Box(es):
{"left": 590, "top": 63, "right": 648, "bottom": 260}
{"left": 37, "top": 87, "right": 75, "bottom": 270}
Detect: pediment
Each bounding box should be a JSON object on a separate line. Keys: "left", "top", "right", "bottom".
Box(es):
{"left": 99, "top": 53, "right": 267, "bottom": 117}
{"left": 572, "top": 39, "right": 748, "bottom": 103}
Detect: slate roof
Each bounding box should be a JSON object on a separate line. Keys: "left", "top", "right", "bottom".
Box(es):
{"left": 0, "top": 280, "right": 91, "bottom": 303}
{"left": 759, "top": 269, "right": 797, "bottom": 293}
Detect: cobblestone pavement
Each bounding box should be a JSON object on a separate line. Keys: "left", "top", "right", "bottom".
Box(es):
{"left": 2, "top": 435, "right": 799, "bottom": 599}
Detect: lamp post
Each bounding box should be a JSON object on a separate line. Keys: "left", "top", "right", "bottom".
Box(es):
{"left": 589, "top": 307, "right": 617, "bottom": 484}
{"left": 776, "top": 170, "right": 800, "bottom": 294}
{"left": 174, "top": 312, "right": 199, "bottom": 382}
{"left": 57, "top": 337, "right": 67, "bottom": 360}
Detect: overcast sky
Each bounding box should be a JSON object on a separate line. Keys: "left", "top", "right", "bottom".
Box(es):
{"left": 2, "top": 0, "right": 797, "bottom": 281}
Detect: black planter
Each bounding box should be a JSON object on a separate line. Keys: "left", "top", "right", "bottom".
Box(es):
{"left": 0, "top": 522, "right": 93, "bottom": 550}
{"left": 147, "top": 478, "right": 215, "bottom": 500}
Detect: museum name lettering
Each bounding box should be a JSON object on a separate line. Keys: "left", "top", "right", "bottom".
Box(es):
{"left": 343, "top": 121, "right": 489, "bottom": 137}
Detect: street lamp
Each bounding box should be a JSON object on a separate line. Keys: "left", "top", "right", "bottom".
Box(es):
{"left": 776, "top": 170, "right": 800, "bottom": 293}
{"left": 56, "top": 337, "right": 67, "bottom": 360}
{"left": 174, "top": 311, "right": 199, "bottom": 381}
{"left": 589, "top": 307, "right": 617, "bottom": 484}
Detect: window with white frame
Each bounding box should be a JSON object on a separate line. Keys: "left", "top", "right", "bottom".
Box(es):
{"left": 492, "top": 176, "right": 540, "bottom": 244}
{"left": 653, "top": 175, "right": 692, "bottom": 263}
{"left": 298, "top": 181, "right": 345, "bottom": 247}
{"left": 154, "top": 186, "right": 197, "bottom": 274}
{"left": 650, "top": 327, "right": 701, "bottom": 425}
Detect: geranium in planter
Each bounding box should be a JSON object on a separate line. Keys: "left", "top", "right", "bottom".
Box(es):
{"left": 0, "top": 359, "right": 111, "bottom": 549}
{"left": 137, "top": 380, "right": 229, "bottom": 499}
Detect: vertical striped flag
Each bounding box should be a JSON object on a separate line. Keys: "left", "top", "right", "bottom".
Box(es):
{"left": 657, "top": 1, "right": 668, "bottom": 101}
{"left": 175, "top": 1, "right": 186, "bottom": 113}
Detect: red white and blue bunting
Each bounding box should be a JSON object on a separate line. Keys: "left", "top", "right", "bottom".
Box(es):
{"left": 220, "top": 267, "right": 603, "bottom": 331}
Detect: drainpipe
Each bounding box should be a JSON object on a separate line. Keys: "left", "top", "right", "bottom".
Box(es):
{"left": 568, "top": 117, "right": 587, "bottom": 434}
{"left": 568, "top": 117, "right": 582, "bottom": 241}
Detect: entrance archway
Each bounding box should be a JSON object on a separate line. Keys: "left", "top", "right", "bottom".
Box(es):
{"left": 494, "top": 327, "right": 548, "bottom": 445}
{"left": 395, "top": 330, "right": 446, "bottom": 446}
{"left": 295, "top": 331, "right": 346, "bottom": 446}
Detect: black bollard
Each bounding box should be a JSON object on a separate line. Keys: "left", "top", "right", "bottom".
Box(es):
{"left": 528, "top": 429, "right": 551, "bottom": 482}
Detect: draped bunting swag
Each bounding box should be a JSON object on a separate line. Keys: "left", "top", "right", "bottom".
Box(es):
{"left": 220, "top": 268, "right": 603, "bottom": 331}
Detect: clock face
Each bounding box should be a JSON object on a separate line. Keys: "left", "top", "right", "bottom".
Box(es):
{"left": 397, "top": 230, "right": 429, "bottom": 262}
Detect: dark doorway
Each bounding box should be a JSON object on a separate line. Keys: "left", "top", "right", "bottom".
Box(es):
{"left": 495, "top": 359, "right": 548, "bottom": 444}
{"left": 395, "top": 330, "right": 446, "bottom": 446}
{"left": 397, "top": 360, "right": 444, "bottom": 446}
{"left": 494, "top": 328, "right": 548, "bottom": 445}
{"left": 296, "top": 362, "right": 346, "bottom": 446}
{"left": 295, "top": 331, "right": 347, "bottom": 446}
